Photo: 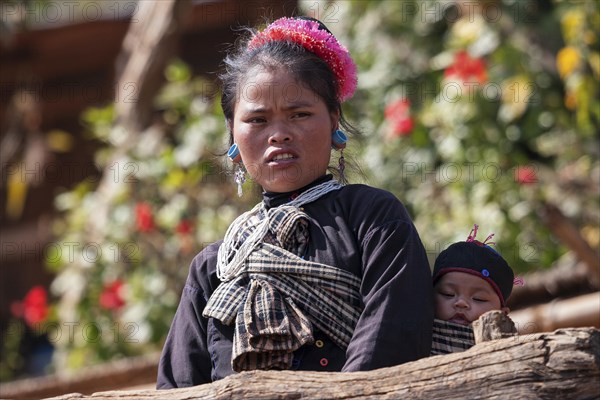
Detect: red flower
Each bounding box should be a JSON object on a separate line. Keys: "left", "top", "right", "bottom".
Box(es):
{"left": 135, "top": 202, "right": 155, "bottom": 232}
{"left": 515, "top": 166, "right": 537, "bottom": 185}
{"left": 384, "top": 98, "right": 414, "bottom": 136}
{"left": 444, "top": 51, "right": 487, "bottom": 84}
{"left": 176, "top": 219, "right": 193, "bottom": 235}
{"left": 11, "top": 286, "right": 49, "bottom": 328}
{"left": 99, "top": 280, "right": 126, "bottom": 311}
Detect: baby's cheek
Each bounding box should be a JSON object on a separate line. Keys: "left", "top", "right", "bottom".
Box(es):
{"left": 474, "top": 303, "right": 495, "bottom": 318}
{"left": 433, "top": 298, "right": 450, "bottom": 319}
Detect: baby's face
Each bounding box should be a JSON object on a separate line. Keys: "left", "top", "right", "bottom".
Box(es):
{"left": 434, "top": 271, "right": 503, "bottom": 325}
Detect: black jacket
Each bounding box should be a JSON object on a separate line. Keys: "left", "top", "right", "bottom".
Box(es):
{"left": 157, "top": 179, "right": 433, "bottom": 388}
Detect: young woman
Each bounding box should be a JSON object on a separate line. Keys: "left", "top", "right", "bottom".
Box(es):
{"left": 157, "top": 16, "right": 433, "bottom": 388}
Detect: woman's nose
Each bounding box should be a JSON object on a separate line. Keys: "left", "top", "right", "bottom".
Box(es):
{"left": 268, "top": 123, "right": 292, "bottom": 144}
{"left": 268, "top": 133, "right": 291, "bottom": 144}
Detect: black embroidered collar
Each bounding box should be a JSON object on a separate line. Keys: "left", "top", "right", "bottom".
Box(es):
{"left": 262, "top": 175, "right": 333, "bottom": 209}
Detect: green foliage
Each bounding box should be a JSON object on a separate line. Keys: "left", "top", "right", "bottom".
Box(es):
{"left": 329, "top": 0, "right": 599, "bottom": 273}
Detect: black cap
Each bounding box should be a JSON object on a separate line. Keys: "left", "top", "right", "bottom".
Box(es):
{"left": 433, "top": 241, "right": 514, "bottom": 306}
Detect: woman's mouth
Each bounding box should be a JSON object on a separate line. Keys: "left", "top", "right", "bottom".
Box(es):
{"left": 271, "top": 153, "right": 295, "bottom": 161}
{"left": 267, "top": 152, "right": 297, "bottom": 165}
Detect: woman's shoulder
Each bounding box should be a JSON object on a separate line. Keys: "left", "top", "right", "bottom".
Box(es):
{"left": 337, "top": 183, "right": 406, "bottom": 209}
{"left": 339, "top": 183, "right": 398, "bottom": 199}
{"left": 186, "top": 240, "right": 223, "bottom": 292}
{"left": 191, "top": 241, "right": 222, "bottom": 264}
{"left": 333, "top": 183, "right": 412, "bottom": 223}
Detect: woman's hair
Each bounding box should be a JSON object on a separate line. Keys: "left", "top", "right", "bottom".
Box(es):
{"left": 219, "top": 23, "right": 360, "bottom": 145}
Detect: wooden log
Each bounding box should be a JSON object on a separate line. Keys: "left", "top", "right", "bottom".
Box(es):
{"left": 0, "top": 353, "right": 160, "bottom": 400}
{"left": 85, "top": 0, "right": 191, "bottom": 242}
{"left": 113, "top": 0, "right": 192, "bottom": 134}
{"left": 42, "top": 328, "right": 599, "bottom": 400}
{"left": 540, "top": 202, "right": 600, "bottom": 288}
{"left": 508, "top": 256, "right": 596, "bottom": 310}
{"left": 510, "top": 291, "right": 600, "bottom": 335}
{"left": 472, "top": 310, "right": 517, "bottom": 344}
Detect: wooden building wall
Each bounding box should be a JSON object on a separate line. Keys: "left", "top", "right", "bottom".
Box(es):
{"left": 0, "top": 0, "right": 297, "bottom": 355}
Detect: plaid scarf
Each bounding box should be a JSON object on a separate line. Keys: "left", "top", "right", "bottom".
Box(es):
{"left": 430, "top": 318, "right": 475, "bottom": 355}
{"left": 203, "top": 184, "right": 362, "bottom": 372}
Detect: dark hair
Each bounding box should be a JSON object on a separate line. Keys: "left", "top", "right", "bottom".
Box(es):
{"left": 219, "top": 21, "right": 360, "bottom": 145}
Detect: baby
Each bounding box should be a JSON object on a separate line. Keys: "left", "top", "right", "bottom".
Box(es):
{"left": 433, "top": 226, "right": 514, "bottom": 325}
{"left": 431, "top": 226, "right": 514, "bottom": 354}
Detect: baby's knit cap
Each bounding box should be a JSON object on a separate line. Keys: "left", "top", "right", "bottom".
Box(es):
{"left": 433, "top": 225, "right": 514, "bottom": 306}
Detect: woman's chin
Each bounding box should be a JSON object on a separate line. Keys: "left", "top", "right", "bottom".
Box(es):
{"left": 261, "top": 175, "right": 318, "bottom": 193}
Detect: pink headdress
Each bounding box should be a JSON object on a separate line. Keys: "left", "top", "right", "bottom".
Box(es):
{"left": 247, "top": 17, "right": 358, "bottom": 102}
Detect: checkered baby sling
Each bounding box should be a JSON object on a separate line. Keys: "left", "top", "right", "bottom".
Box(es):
{"left": 203, "top": 180, "right": 363, "bottom": 372}
{"left": 430, "top": 319, "right": 476, "bottom": 355}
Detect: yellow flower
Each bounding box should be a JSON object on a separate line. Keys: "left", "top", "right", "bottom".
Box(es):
{"left": 46, "top": 130, "right": 74, "bottom": 153}
{"left": 582, "top": 225, "right": 600, "bottom": 248}
{"left": 557, "top": 47, "right": 581, "bottom": 78}
{"left": 561, "top": 9, "right": 584, "bottom": 43}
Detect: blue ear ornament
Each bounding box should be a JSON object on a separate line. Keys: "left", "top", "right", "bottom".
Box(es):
{"left": 228, "top": 143, "right": 242, "bottom": 163}
{"left": 332, "top": 129, "right": 347, "bottom": 150}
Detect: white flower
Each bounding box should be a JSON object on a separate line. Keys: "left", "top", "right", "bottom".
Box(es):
{"left": 109, "top": 125, "right": 128, "bottom": 146}
{"left": 509, "top": 201, "right": 531, "bottom": 221}
{"left": 157, "top": 194, "right": 188, "bottom": 228}
{"left": 438, "top": 135, "right": 461, "bottom": 159}
{"left": 144, "top": 274, "right": 166, "bottom": 296}
{"left": 120, "top": 303, "right": 152, "bottom": 344}
{"left": 54, "top": 192, "right": 78, "bottom": 211}
{"left": 450, "top": 15, "right": 498, "bottom": 56}
{"left": 134, "top": 125, "right": 165, "bottom": 158}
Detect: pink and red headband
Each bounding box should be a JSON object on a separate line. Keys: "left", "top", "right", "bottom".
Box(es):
{"left": 247, "top": 17, "right": 357, "bottom": 102}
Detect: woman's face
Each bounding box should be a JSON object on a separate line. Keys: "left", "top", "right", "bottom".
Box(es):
{"left": 232, "top": 67, "right": 339, "bottom": 193}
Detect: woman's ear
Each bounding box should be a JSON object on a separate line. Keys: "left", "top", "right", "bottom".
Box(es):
{"left": 225, "top": 119, "right": 234, "bottom": 142}
{"left": 330, "top": 109, "right": 341, "bottom": 132}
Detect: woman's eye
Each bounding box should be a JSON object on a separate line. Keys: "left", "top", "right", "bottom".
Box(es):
{"left": 247, "top": 117, "right": 266, "bottom": 124}
{"left": 292, "top": 112, "right": 310, "bottom": 118}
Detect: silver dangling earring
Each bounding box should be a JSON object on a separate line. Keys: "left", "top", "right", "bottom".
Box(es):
{"left": 338, "top": 150, "right": 346, "bottom": 185}
{"left": 332, "top": 130, "right": 348, "bottom": 184}
{"left": 234, "top": 163, "right": 246, "bottom": 197}
{"left": 228, "top": 143, "right": 245, "bottom": 197}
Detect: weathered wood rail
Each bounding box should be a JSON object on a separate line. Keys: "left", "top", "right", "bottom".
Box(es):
{"left": 0, "top": 354, "right": 159, "bottom": 400}
{"left": 44, "top": 326, "right": 599, "bottom": 400}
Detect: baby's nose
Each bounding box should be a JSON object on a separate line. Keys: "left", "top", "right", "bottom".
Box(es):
{"left": 454, "top": 297, "right": 470, "bottom": 309}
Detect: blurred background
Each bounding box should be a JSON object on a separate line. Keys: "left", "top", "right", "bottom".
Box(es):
{"left": 1, "top": 0, "right": 598, "bottom": 398}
